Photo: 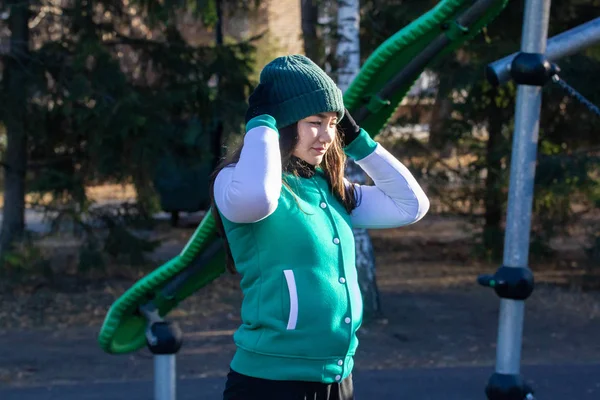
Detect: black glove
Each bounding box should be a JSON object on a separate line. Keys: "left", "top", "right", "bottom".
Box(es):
{"left": 338, "top": 108, "right": 361, "bottom": 146}
{"left": 245, "top": 82, "right": 273, "bottom": 123}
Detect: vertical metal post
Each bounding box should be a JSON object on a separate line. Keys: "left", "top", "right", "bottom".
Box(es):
{"left": 478, "top": 0, "right": 554, "bottom": 398}
{"left": 496, "top": 0, "right": 551, "bottom": 376}
{"left": 155, "top": 355, "right": 177, "bottom": 400}
{"left": 142, "top": 304, "right": 182, "bottom": 400}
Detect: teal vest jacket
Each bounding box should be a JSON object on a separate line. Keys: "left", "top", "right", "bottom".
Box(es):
{"left": 219, "top": 119, "right": 378, "bottom": 384}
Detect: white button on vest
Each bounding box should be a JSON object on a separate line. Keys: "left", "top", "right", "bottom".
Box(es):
{"left": 333, "top": 238, "right": 340, "bottom": 245}
{"left": 344, "top": 317, "right": 351, "bottom": 324}
{"left": 339, "top": 277, "right": 346, "bottom": 284}
{"left": 320, "top": 202, "right": 327, "bottom": 209}
{"left": 335, "top": 375, "right": 341, "bottom": 381}
{"left": 338, "top": 360, "right": 344, "bottom": 366}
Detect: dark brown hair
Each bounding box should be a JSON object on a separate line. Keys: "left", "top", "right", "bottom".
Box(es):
{"left": 208, "top": 123, "right": 358, "bottom": 274}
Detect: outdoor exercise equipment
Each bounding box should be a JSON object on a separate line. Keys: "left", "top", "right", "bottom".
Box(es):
{"left": 97, "top": 0, "right": 600, "bottom": 399}
{"left": 486, "top": 17, "right": 600, "bottom": 87}
{"left": 477, "top": 3, "right": 600, "bottom": 400}
{"left": 486, "top": 15, "right": 600, "bottom": 119}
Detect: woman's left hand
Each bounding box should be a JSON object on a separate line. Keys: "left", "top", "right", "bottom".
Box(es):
{"left": 338, "top": 108, "right": 361, "bottom": 146}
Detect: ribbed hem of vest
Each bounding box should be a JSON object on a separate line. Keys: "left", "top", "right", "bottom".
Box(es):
{"left": 230, "top": 347, "right": 354, "bottom": 384}
{"left": 343, "top": 128, "right": 378, "bottom": 161}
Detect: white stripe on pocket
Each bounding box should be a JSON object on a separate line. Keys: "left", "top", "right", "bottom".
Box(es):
{"left": 283, "top": 270, "right": 298, "bottom": 330}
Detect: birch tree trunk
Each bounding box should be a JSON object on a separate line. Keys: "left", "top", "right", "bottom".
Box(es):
{"left": 336, "top": 0, "right": 382, "bottom": 319}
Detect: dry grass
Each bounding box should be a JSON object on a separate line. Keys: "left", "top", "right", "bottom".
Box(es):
{"left": 0, "top": 199, "right": 597, "bottom": 334}
{"left": 85, "top": 183, "right": 137, "bottom": 203}
{"left": 0, "top": 212, "right": 598, "bottom": 333}
{"left": 0, "top": 183, "right": 137, "bottom": 208}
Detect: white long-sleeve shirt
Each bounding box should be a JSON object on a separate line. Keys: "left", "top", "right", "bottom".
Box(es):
{"left": 214, "top": 124, "right": 430, "bottom": 228}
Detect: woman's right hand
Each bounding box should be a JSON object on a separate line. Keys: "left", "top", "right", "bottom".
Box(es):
{"left": 245, "top": 82, "right": 273, "bottom": 123}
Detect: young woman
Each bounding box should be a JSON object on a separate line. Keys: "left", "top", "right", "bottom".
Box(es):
{"left": 210, "top": 55, "right": 430, "bottom": 400}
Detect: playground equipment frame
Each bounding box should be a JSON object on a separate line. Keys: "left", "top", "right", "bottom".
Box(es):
{"left": 479, "top": 1, "right": 600, "bottom": 399}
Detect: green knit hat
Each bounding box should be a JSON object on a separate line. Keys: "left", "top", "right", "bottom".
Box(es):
{"left": 253, "top": 55, "right": 345, "bottom": 129}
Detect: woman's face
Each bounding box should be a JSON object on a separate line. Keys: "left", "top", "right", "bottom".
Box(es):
{"left": 293, "top": 112, "right": 338, "bottom": 165}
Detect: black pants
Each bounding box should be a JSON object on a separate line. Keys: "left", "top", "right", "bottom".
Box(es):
{"left": 222, "top": 369, "right": 355, "bottom": 400}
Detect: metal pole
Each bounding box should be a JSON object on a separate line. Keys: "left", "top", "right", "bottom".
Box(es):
{"left": 497, "top": 0, "right": 551, "bottom": 379}
{"left": 142, "top": 304, "right": 182, "bottom": 400}
{"left": 477, "top": 0, "right": 554, "bottom": 398}
{"left": 487, "top": 16, "right": 600, "bottom": 86}
{"left": 155, "top": 355, "right": 177, "bottom": 400}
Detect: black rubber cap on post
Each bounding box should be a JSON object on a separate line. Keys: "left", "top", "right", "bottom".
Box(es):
{"left": 486, "top": 373, "right": 534, "bottom": 400}
{"left": 510, "top": 52, "right": 559, "bottom": 86}
{"left": 146, "top": 321, "right": 183, "bottom": 355}
{"left": 478, "top": 266, "right": 534, "bottom": 301}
